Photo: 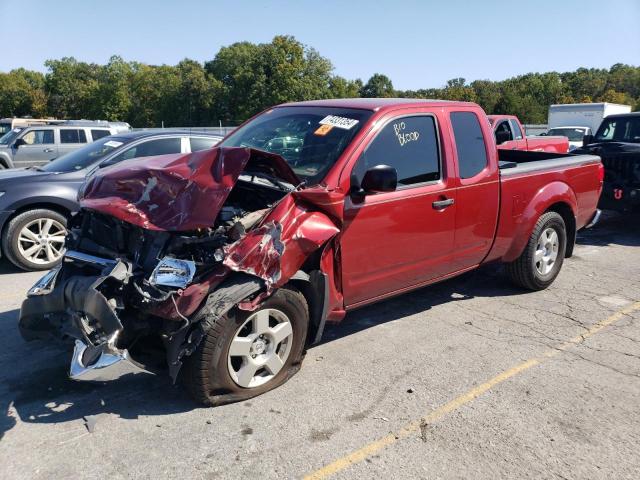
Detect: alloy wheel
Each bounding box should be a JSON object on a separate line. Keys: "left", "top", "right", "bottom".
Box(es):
{"left": 17, "top": 218, "right": 66, "bottom": 265}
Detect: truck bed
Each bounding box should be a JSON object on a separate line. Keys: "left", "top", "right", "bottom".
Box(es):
{"left": 485, "top": 149, "right": 602, "bottom": 264}
{"left": 498, "top": 149, "right": 600, "bottom": 174}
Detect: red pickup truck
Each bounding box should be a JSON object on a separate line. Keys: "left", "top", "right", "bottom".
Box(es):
{"left": 20, "top": 99, "right": 603, "bottom": 405}
{"left": 489, "top": 114, "right": 569, "bottom": 153}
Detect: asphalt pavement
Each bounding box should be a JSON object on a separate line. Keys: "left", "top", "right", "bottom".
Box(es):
{"left": 1, "top": 212, "right": 639, "bottom": 479}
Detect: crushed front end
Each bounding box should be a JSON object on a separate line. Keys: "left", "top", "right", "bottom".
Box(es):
{"left": 18, "top": 147, "right": 309, "bottom": 382}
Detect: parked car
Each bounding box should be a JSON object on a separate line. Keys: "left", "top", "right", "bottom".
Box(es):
{"left": 489, "top": 115, "right": 569, "bottom": 153}
{"left": 574, "top": 112, "right": 640, "bottom": 212}
{"left": 0, "top": 124, "right": 119, "bottom": 169}
{"left": 546, "top": 126, "right": 592, "bottom": 151}
{"left": 19, "top": 99, "right": 602, "bottom": 406}
{"left": 0, "top": 131, "right": 222, "bottom": 270}
{"left": 548, "top": 102, "right": 631, "bottom": 134}
{"left": 0, "top": 118, "right": 131, "bottom": 139}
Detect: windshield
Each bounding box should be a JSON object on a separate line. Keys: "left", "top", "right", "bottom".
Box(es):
{"left": 41, "top": 136, "right": 130, "bottom": 172}
{"left": 0, "top": 127, "right": 24, "bottom": 145}
{"left": 220, "top": 106, "right": 373, "bottom": 184}
{"left": 594, "top": 117, "right": 640, "bottom": 144}
{"left": 548, "top": 128, "right": 586, "bottom": 142}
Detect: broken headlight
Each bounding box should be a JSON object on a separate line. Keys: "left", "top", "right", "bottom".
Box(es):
{"left": 27, "top": 264, "right": 61, "bottom": 297}
{"left": 149, "top": 257, "right": 196, "bottom": 289}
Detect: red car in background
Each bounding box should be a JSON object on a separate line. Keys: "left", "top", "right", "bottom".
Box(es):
{"left": 489, "top": 114, "right": 569, "bottom": 153}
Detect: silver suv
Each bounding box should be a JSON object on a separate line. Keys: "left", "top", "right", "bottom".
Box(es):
{"left": 0, "top": 124, "right": 119, "bottom": 169}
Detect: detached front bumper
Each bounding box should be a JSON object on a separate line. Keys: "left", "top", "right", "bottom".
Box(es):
{"left": 19, "top": 251, "right": 140, "bottom": 380}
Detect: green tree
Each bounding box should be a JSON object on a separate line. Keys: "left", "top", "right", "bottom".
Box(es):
{"left": 93, "top": 55, "right": 133, "bottom": 121}
{"left": 207, "top": 36, "right": 334, "bottom": 124}
{"left": 360, "top": 73, "right": 394, "bottom": 98}
{"left": 45, "top": 57, "right": 100, "bottom": 118}
{"left": 329, "top": 76, "right": 362, "bottom": 98}
{"left": 0, "top": 69, "right": 47, "bottom": 117}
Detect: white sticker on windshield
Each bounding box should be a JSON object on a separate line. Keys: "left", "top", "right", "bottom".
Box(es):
{"left": 319, "top": 115, "right": 359, "bottom": 130}
{"left": 104, "top": 140, "right": 123, "bottom": 148}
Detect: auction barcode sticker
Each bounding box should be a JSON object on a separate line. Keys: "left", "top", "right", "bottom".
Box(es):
{"left": 319, "top": 115, "right": 359, "bottom": 130}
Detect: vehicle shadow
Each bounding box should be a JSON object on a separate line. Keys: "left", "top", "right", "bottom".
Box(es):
{"left": 0, "top": 261, "right": 23, "bottom": 275}
{"left": 321, "top": 263, "right": 516, "bottom": 344}
{"left": 577, "top": 210, "right": 640, "bottom": 248}
{"left": 0, "top": 307, "right": 195, "bottom": 440}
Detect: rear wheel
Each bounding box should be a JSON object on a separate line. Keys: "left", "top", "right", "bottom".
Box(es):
{"left": 2, "top": 209, "right": 67, "bottom": 271}
{"left": 506, "top": 211, "right": 566, "bottom": 291}
{"left": 182, "top": 286, "right": 309, "bottom": 406}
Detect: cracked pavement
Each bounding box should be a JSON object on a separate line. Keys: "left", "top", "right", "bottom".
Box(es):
{"left": 1, "top": 212, "right": 639, "bottom": 479}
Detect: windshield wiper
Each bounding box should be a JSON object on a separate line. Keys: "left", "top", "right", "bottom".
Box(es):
{"left": 27, "top": 166, "right": 45, "bottom": 172}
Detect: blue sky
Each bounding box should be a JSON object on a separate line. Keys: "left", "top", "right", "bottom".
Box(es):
{"left": 2, "top": 0, "right": 638, "bottom": 90}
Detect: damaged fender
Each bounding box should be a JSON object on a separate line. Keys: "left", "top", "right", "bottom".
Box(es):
{"left": 223, "top": 194, "right": 340, "bottom": 296}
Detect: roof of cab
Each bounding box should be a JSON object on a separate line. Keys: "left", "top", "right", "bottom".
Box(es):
{"left": 279, "top": 98, "right": 478, "bottom": 111}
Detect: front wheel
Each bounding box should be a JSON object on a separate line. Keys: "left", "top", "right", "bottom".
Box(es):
{"left": 2, "top": 209, "right": 68, "bottom": 271}
{"left": 182, "top": 286, "right": 309, "bottom": 406}
{"left": 506, "top": 211, "right": 566, "bottom": 291}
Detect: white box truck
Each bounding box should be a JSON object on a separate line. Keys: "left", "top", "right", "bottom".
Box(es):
{"left": 548, "top": 103, "right": 632, "bottom": 131}
{"left": 547, "top": 103, "right": 632, "bottom": 150}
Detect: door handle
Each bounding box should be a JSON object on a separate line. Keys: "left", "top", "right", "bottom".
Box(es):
{"left": 432, "top": 198, "right": 455, "bottom": 209}
{"left": 43, "top": 148, "right": 55, "bottom": 153}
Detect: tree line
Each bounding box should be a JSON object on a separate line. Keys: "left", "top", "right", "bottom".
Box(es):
{"left": 0, "top": 35, "right": 638, "bottom": 127}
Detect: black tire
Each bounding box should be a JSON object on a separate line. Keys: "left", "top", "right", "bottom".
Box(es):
{"left": 182, "top": 286, "right": 309, "bottom": 406}
{"left": 506, "top": 211, "right": 566, "bottom": 291}
{"left": 2, "top": 209, "right": 68, "bottom": 271}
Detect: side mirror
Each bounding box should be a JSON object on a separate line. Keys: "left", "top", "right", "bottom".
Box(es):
{"left": 495, "top": 130, "right": 510, "bottom": 145}
{"left": 361, "top": 165, "right": 397, "bottom": 193}
{"left": 539, "top": 132, "right": 547, "bottom": 136}
{"left": 583, "top": 134, "right": 594, "bottom": 147}
{"left": 13, "top": 138, "right": 25, "bottom": 148}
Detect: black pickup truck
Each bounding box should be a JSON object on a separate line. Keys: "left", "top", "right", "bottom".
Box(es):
{"left": 575, "top": 112, "right": 640, "bottom": 212}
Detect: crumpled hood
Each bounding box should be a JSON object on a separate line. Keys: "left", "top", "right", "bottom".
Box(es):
{"left": 79, "top": 147, "right": 300, "bottom": 231}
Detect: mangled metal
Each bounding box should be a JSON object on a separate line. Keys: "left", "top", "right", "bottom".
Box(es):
{"left": 19, "top": 146, "right": 341, "bottom": 384}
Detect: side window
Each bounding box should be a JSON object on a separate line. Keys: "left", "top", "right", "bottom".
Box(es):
{"left": 510, "top": 120, "right": 523, "bottom": 139}
{"left": 496, "top": 121, "right": 513, "bottom": 140}
{"left": 450, "top": 112, "right": 489, "bottom": 179}
{"left": 190, "top": 137, "right": 220, "bottom": 152}
{"left": 22, "top": 129, "right": 54, "bottom": 145}
{"left": 355, "top": 115, "right": 440, "bottom": 187}
{"left": 106, "top": 137, "right": 182, "bottom": 165}
{"left": 91, "top": 129, "right": 111, "bottom": 141}
{"left": 60, "top": 129, "right": 87, "bottom": 144}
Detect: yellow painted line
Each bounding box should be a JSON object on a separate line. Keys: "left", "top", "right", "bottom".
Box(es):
{"left": 304, "top": 301, "right": 640, "bottom": 480}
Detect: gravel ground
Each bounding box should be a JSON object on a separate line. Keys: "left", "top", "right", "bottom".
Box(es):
{"left": 1, "top": 212, "right": 639, "bottom": 480}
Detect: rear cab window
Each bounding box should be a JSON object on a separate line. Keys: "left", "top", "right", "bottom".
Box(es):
{"left": 450, "top": 112, "right": 489, "bottom": 179}
{"left": 354, "top": 115, "right": 440, "bottom": 188}
{"left": 510, "top": 119, "right": 523, "bottom": 139}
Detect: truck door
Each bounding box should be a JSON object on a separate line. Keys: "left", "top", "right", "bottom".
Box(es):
{"left": 13, "top": 128, "right": 58, "bottom": 167}
{"left": 449, "top": 111, "right": 499, "bottom": 270}
{"left": 340, "top": 113, "right": 457, "bottom": 307}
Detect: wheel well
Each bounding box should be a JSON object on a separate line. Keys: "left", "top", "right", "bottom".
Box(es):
{"left": 1, "top": 203, "right": 72, "bottom": 238}
{"left": 546, "top": 202, "right": 576, "bottom": 258}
